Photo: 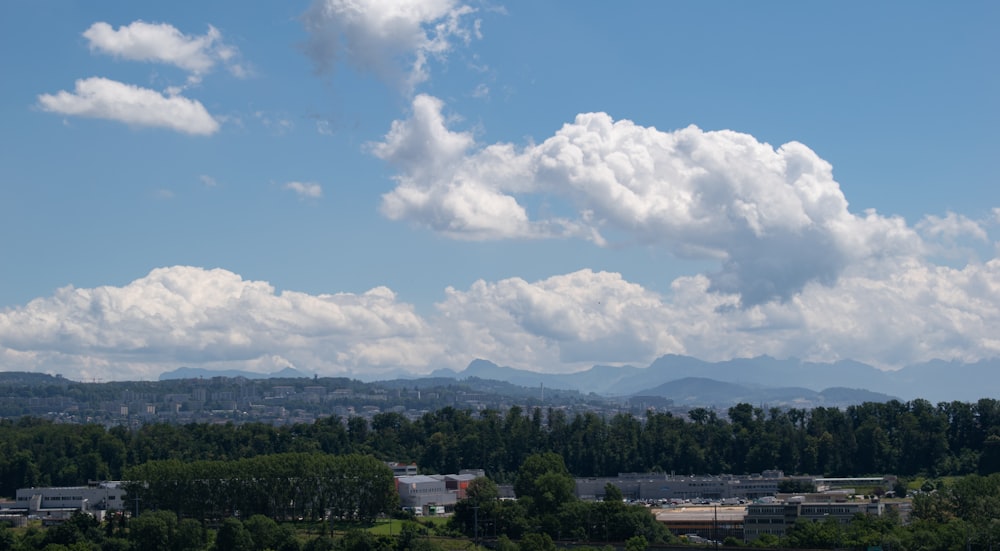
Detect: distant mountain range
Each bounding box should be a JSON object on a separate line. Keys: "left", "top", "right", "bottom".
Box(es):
{"left": 423, "top": 359, "right": 898, "bottom": 407}
{"left": 433, "top": 354, "right": 1000, "bottom": 403}
{"left": 426, "top": 355, "right": 998, "bottom": 404}
{"left": 157, "top": 354, "right": 1000, "bottom": 406}
{"left": 628, "top": 377, "right": 896, "bottom": 409}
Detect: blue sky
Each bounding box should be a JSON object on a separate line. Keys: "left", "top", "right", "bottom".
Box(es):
{"left": 1, "top": 1, "right": 998, "bottom": 381}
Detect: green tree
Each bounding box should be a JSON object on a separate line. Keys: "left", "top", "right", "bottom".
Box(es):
{"left": 16, "top": 526, "right": 47, "bottom": 551}
{"left": 128, "top": 511, "right": 177, "bottom": 551}
{"left": 394, "top": 522, "right": 434, "bottom": 551}
{"left": 493, "top": 535, "right": 518, "bottom": 551}
{"left": 335, "top": 530, "right": 392, "bottom": 551}
{"left": 533, "top": 472, "right": 575, "bottom": 513}
{"left": 450, "top": 477, "right": 500, "bottom": 539}
{"left": 43, "top": 514, "right": 89, "bottom": 548}
{"left": 624, "top": 535, "right": 647, "bottom": 551}
{"left": 951, "top": 473, "right": 1000, "bottom": 526}
{"left": 514, "top": 453, "right": 575, "bottom": 515}
{"left": 603, "top": 483, "right": 623, "bottom": 503}
{"left": 244, "top": 515, "right": 280, "bottom": 551}
{"left": 0, "top": 524, "right": 14, "bottom": 551}
{"left": 301, "top": 535, "right": 334, "bottom": 551}
{"left": 844, "top": 512, "right": 897, "bottom": 550}
{"left": 749, "top": 533, "right": 779, "bottom": 548}
{"left": 777, "top": 479, "right": 816, "bottom": 494}
{"left": 518, "top": 533, "right": 556, "bottom": 551}
{"left": 274, "top": 526, "right": 300, "bottom": 551}
{"left": 606, "top": 505, "right": 669, "bottom": 543}
{"left": 101, "top": 537, "right": 132, "bottom": 551}
{"left": 495, "top": 499, "right": 530, "bottom": 540}
{"left": 214, "top": 518, "right": 253, "bottom": 551}
{"left": 466, "top": 477, "right": 499, "bottom": 504}
{"left": 175, "top": 519, "right": 206, "bottom": 551}
{"left": 782, "top": 517, "right": 842, "bottom": 549}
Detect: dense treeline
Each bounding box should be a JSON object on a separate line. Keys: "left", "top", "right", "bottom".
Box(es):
{"left": 123, "top": 453, "right": 397, "bottom": 522}
{"left": 3, "top": 398, "right": 1000, "bottom": 497}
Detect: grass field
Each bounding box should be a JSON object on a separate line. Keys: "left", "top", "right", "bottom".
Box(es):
{"left": 337, "top": 516, "right": 449, "bottom": 536}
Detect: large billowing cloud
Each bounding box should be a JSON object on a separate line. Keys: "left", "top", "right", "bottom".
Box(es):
{"left": 432, "top": 270, "right": 680, "bottom": 366}
{"left": 83, "top": 21, "right": 245, "bottom": 79}
{"left": 0, "top": 267, "right": 434, "bottom": 381}
{"left": 37, "top": 77, "right": 219, "bottom": 135}
{"left": 2, "top": 257, "right": 1000, "bottom": 381}
{"left": 301, "top": 0, "right": 479, "bottom": 91}
{"left": 431, "top": 258, "right": 1000, "bottom": 373}
{"left": 374, "top": 95, "right": 923, "bottom": 305}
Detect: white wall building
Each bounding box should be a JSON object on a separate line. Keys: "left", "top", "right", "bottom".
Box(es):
{"left": 395, "top": 475, "right": 457, "bottom": 511}
{"left": 6, "top": 482, "right": 125, "bottom": 523}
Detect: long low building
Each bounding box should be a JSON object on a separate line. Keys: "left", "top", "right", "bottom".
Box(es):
{"left": 3, "top": 481, "right": 126, "bottom": 523}
{"left": 744, "top": 498, "right": 886, "bottom": 542}
{"left": 575, "top": 471, "right": 784, "bottom": 502}
{"left": 655, "top": 505, "right": 746, "bottom": 541}
{"left": 656, "top": 496, "right": 895, "bottom": 544}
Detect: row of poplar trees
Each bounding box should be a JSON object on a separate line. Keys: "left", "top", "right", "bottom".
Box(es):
{"left": 122, "top": 453, "right": 397, "bottom": 523}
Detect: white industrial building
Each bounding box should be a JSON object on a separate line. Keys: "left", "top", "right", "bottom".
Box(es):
{"left": 395, "top": 475, "right": 458, "bottom": 513}
{"left": 4, "top": 482, "right": 125, "bottom": 523}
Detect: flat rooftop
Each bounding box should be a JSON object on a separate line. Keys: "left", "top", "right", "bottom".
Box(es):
{"left": 655, "top": 506, "right": 747, "bottom": 522}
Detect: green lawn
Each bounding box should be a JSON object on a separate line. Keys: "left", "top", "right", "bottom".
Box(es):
{"left": 363, "top": 516, "right": 448, "bottom": 536}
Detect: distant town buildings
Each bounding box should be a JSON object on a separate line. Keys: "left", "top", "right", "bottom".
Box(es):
{"left": 0, "top": 375, "right": 627, "bottom": 428}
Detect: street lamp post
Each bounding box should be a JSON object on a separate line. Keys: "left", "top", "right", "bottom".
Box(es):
{"left": 472, "top": 505, "right": 480, "bottom": 546}
{"left": 714, "top": 504, "right": 719, "bottom": 550}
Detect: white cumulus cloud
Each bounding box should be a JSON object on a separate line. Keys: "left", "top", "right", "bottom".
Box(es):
{"left": 83, "top": 20, "right": 245, "bottom": 78}
{"left": 917, "top": 211, "right": 988, "bottom": 241}
{"left": 284, "top": 181, "right": 324, "bottom": 199}
{"left": 434, "top": 270, "right": 680, "bottom": 366}
{"left": 37, "top": 77, "right": 219, "bottom": 135}
{"left": 435, "top": 259, "right": 1000, "bottom": 373}
{"left": 3, "top": 260, "right": 1000, "bottom": 381}
{"left": 0, "top": 267, "right": 434, "bottom": 381}
{"left": 373, "top": 95, "right": 923, "bottom": 305}
{"left": 301, "top": 0, "right": 479, "bottom": 91}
